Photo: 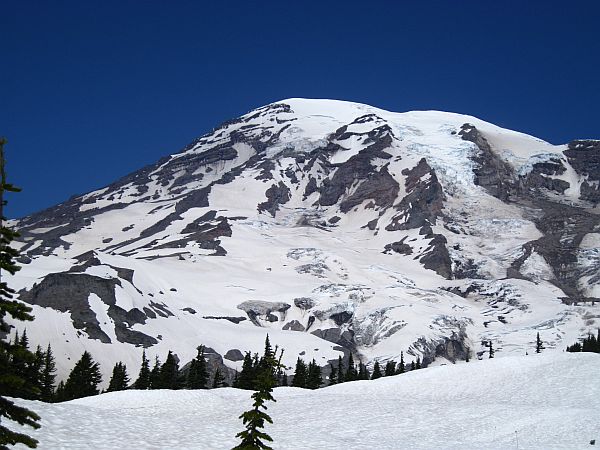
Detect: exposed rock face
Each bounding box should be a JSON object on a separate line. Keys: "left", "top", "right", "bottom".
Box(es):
{"left": 237, "top": 301, "right": 291, "bottom": 325}
{"left": 18, "top": 272, "right": 156, "bottom": 347}
{"left": 386, "top": 159, "right": 444, "bottom": 231}
{"left": 9, "top": 99, "right": 600, "bottom": 383}
{"left": 564, "top": 140, "right": 600, "bottom": 204}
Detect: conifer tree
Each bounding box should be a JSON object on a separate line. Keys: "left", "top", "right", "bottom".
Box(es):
{"left": 107, "top": 362, "right": 130, "bottom": 392}
{"left": 149, "top": 356, "right": 161, "bottom": 389}
{"left": 489, "top": 341, "right": 495, "bottom": 359}
{"left": 212, "top": 368, "right": 225, "bottom": 388}
{"left": 415, "top": 357, "right": 421, "bottom": 370}
{"left": 398, "top": 351, "right": 405, "bottom": 374}
{"left": 237, "top": 352, "right": 256, "bottom": 390}
{"left": 306, "top": 359, "right": 323, "bottom": 389}
{"left": 371, "top": 361, "right": 382, "bottom": 380}
{"left": 410, "top": 360, "right": 416, "bottom": 371}
{"left": 24, "top": 345, "right": 44, "bottom": 400}
{"left": 157, "top": 351, "right": 180, "bottom": 389}
{"left": 328, "top": 363, "right": 337, "bottom": 385}
{"left": 40, "top": 344, "right": 56, "bottom": 402}
{"left": 358, "top": 362, "right": 369, "bottom": 380}
{"left": 134, "top": 350, "right": 151, "bottom": 390}
{"left": 336, "top": 355, "right": 345, "bottom": 384}
{"left": 187, "top": 346, "right": 209, "bottom": 389}
{"left": 535, "top": 332, "right": 544, "bottom": 354}
{"left": 53, "top": 381, "right": 66, "bottom": 403}
{"left": 233, "top": 335, "right": 281, "bottom": 449}
{"left": 384, "top": 360, "right": 396, "bottom": 377}
{"left": 62, "top": 351, "right": 102, "bottom": 400}
{"left": 0, "top": 139, "right": 41, "bottom": 448}
{"left": 345, "top": 354, "right": 357, "bottom": 382}
{"left": 465, "top": 347, "right": 471, "bottom": 363}
{"left": 291, "top": 357, "right": 307, "bottom": 388}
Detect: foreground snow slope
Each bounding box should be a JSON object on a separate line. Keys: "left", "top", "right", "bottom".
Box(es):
{"left": 13, "top": 352, "right": 600, "bottom": 449}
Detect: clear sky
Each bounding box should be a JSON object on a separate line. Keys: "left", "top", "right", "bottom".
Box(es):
{"left": 1, "top": 1, "right": 598, "bottom": 218}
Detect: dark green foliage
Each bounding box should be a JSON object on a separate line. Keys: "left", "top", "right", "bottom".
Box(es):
{"left": 306, "top": 359, "right": 322, "bottom": 389}
{"left": 536, "top": 332, "right": 544, "bottom": 354}
{"left": 233, "top": 335, "right": 281, "bottom": 450}
{"left": 358, "top": 362, "right": 369, "bottom": 380}
{"left": 344, "top": 354, "right": 357, "bottom": 382}
{"left": 566, "top": 330, "right": 600, "bottom": 353}
{"left": 187, "top": 346, "right": 208, "bottom": 389}
{"left": 336, "top": 356, "right": 344, "bottom": 384}
{"left": 328, "top": 363, "right": 337, "bottom": 385}
{"left": 0, "top": 138, "right": 41, "bottom": 448}
{"left": 489, "top": 341, "right": 494, "bottom": 359}
{"left": 107, "top": 362, "right": 130, "bottom": 392}
{"left": 415, "top": 357, "right": 421, "bottom": 370}
{"left": 150, "top": 356, "right": 161, "bottom": 389}
{"left": 384, "top": 360, "right": 396, "bottom": 377}
{"left": 157, "top": 351, "right": 180, "bottom": 389}
{"left": 134, "top": 350, "right": 151, "bottom": 390}
{"left": 54, "top": 381, "right": 65, "bottom": 403}
{"left": 40, "top": 344, "right": 56, "bottom": 402}
{"left": 235, "top": 352, "right": 257, "bottom": 390}
{"left": 396, "top": 352, "right": 406, "bottom": 375}
{"left": 410, "top": 360, "right": 416, "bottom": 371}
{"left": 371, "top": 361, "right": 382, "bottom": 380}
{"left": 62, "top": 351, "right": 102, "bottom": 401}
{"left": 291, "top": 358, "right": 307, "bottom": 388}
{"left": 212, "top": 368, "right": 225, "bottom": 388}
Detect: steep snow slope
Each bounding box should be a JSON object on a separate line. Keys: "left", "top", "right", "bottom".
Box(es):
{"left": 10, "top": 353, "right": 600, "bottom": 449}
{"left": 7, "top": 98, "right": 600, "bottom": 384}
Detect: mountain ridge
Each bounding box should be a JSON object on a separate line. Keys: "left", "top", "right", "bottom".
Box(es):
{"left": 7, "top": 98, "right": 600, "bottom": 384}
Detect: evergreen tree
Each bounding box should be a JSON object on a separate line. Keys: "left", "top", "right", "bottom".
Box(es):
{"left": 40, "top": 344, "right": 56, "bottom": 402}
{"left": 415, "top": 357, "right": 422, "bottom": 370}
{"left": 187, "top": 346, "right": 209, "bottom": 389}
{"left": 358, "top": 362, "right": 369, "bottom": 380}
{"left": 384, "top": 360, "right": 396, "bottom": 377}
{"left": 489, "top": 341, "right": 495, "bottom": 359}
{"left": 24, "top": 345, "right": 44, "bottom": 400}
{"left": 237, "top": 352, "right": 256, "bottom": 390}
{"left": 328, "top": 363, "right": 337, "bottom": 385}
{"left": 134, "top": 350, "right": 151, "bottom": 390}
{"left": 54, "top": 381, "right": 66, "bottom": 403}
{"left": 536, "top": 332, "right": 544, "bottom": 354}
{"left": 336, "top": 355, "right": 345, "bottom": 384}
{"left": 212, "top": 368, "right": 225, "bottom": 388}
{"left": 398, "top": 352, "right": 405, "bottom": 374}
{"left": 306, "top": 359, "right": 322, "bottom": 389}
{"left": 0, "top": 138, "right": 41, "bottom": 448}
{"left": 62, "top": 351, "right": 102, "bottom": 400}
{"left": 157, "top": 351, "right": 180, "bottom": 389}
{"left": 107, "top": 362, "right": 130, "bottom": 392}
{"left": 410, "top": 360, "right": 416, "bottom": 371}
{"left": 149, "top": 356, "right": 161, "bottom": 389}
{"left": 291, "top": 357, "right": 307, "bottom": 388}
{"left": 465, "top": 347, "right": 471, "bottom": 363}
{"left": 345, "top": 354, "right": 357, "bottom": 382}
{"left": 233, "top": 336, "right": 281, "bottom": 450}
{"left": 371, "top": 361, "right": 382, "bottom": 380}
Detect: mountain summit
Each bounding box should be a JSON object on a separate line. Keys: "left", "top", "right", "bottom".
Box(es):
{"left": 9, "top": 98, "right": 600, "bottom": 381}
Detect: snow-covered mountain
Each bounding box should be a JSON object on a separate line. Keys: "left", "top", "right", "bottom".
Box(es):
{"left": 11, "top": 352, "right": 600, "bottom": 449}
{"left": 7, "top": 98, "right": 600, "bottom": 382}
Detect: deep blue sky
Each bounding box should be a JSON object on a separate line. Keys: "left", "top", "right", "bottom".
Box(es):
{"left": 2, "top": 1, "right": 598, "bottom": 218}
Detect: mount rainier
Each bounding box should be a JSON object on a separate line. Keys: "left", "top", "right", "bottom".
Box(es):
{"left": 7, "top": 98, "right": 600, "bottom": 383}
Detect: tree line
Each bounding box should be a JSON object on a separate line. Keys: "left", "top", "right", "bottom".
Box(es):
{"left": 566, "top": 329, "right": 600, "bottom": 353}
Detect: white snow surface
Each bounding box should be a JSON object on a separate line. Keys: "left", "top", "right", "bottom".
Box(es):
{"left": 8, "top": 98, "right": 599, "bottom": 384}
{"left": 11, "top": 352, "right": 600, "bottom": 449}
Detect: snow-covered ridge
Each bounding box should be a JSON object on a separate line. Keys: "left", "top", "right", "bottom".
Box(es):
{"left": 8, "top": 98, "right": 600, "bottom": 384}
{"left": 11, "top": 352, "right": 600, "bottom": 449}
